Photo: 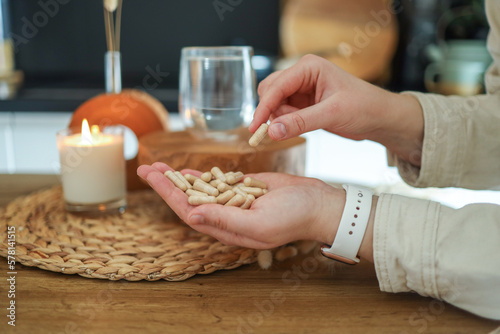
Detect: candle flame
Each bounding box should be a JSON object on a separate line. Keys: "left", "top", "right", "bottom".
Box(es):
{"left": 81, "top": 119, "right": 93, "bottom": 145}
{"left": 91, "top": 125, "right": 100, "bottom": 134}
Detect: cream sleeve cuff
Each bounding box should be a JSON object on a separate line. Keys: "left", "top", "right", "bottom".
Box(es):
{"left": 374, "top": 193, "right": 500, "bottom": 320}
{"left": 374, "top": 193, "right": 441, "bottom": 297}
{"left": 387, "top": 91, "right": 468, "bottom": 188}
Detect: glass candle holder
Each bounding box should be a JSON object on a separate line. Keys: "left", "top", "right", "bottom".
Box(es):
{"left": 57, "top": 120, "right": 127, "bottom": 213}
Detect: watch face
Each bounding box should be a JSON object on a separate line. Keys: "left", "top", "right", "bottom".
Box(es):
{"left": 320, "top": 245, "right": 359, "bottom": 265}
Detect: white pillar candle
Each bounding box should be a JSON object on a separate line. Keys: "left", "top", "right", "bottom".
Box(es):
{"left": 57, "top": 120, "right": 126, "bottom": 206}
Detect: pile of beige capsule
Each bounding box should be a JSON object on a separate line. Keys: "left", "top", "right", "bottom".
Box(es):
{"left": 164, "top": 167, "right": 268, "bottom": 209}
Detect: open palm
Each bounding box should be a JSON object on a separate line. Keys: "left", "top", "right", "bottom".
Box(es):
{"left": 137, "top": 162, "right": 343, "bottom": 249}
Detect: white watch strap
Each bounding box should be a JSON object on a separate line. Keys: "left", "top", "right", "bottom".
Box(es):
{"left": 322, "top": 184, "right": 373, "bottom": 264}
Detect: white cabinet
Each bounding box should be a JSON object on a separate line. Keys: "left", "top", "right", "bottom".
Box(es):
{"left": 302, "top": 130, "right": 394, "bottom": 187}
{"left": 11, "top": 112, "right": 71, "bottom": 174}
{"left": 0, "top": 113, "right": 13, "bottom": 172}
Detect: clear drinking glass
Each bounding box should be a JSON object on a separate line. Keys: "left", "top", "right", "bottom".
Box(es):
{"left": 179, "top": 46, "right": 257, "bottom": 140}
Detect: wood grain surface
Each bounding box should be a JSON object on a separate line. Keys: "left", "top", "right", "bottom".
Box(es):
{"left": 1, "top": 175, "right": 499, "bottom": 334}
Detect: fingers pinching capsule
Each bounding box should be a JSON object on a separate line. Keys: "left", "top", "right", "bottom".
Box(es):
{"left": 249, "top": 123, "right": 269, "bottom": 147}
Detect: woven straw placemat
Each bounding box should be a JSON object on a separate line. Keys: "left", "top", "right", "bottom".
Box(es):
{"left": 0, "top": 186, "right": 263, "bottom": 281}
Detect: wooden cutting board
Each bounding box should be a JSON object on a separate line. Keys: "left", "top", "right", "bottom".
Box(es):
{"left": 280, "top": 0, "right": 398, "bottom": 82}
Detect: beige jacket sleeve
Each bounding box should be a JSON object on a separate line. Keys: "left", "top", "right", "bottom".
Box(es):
{"left": 374, "top": 0, "right": 500, "bottom": 320}
{"left": 388, "top": 0, "right": 500, "bottom": 189}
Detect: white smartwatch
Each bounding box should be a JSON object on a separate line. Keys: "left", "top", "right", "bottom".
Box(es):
{"left": 320, "top": 185, "right": 373, "bottom": 265}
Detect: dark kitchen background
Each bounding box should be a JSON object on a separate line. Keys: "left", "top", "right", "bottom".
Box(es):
{"left": 0, "top": 0, "right": 491, "bottom": 112}
{"left": 2, "top": 0, "right": 280, "bottom": 111}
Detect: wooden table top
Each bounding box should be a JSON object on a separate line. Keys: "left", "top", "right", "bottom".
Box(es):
{"left": 1, "top": 174, "right": 499, "bottom": 334}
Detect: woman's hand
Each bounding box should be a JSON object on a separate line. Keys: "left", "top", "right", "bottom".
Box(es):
{"left": 137, "top": 162, "right": 345, "bottom": 249}
{"left": 250, "top": 54, "right": 424, "bottom": 166}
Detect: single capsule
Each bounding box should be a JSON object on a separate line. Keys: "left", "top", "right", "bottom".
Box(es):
{"left": 175, "top": 171, "right": 192, "bottom": 189}
{"left": 188, "top": 196, "right": 217, "bottom": 205}
{"left": 233, "top": 187, "right": 248, "bottom": 198}
{"left": 193, "top": 179, "right": 219, "bottom": 196}
{"left": 243, "top": 177, "right": 267, "bottom": 189}
{"left": 186, "top": 189, "right": 209, "bottom": 197}
{"left": 211, "top": 166, "right": 227, "bottom": 183}
{"left": 225, "top": 194, "right": 245, "bottom": 207}
{"left": 249, "top": 123, "right": 268, "bottom": 147}
{"left": 210, "top": 179, "right": 223, "bottom": 188}
{"left": 275, "top": 246, "right": 298, "bottom": 262}
{"left": 257, "top": 250, "right": 273, "bottom": 270}
{"left": 216, "top": 190, "right": 235, "bottom": 205}
{"left": 201, "top": 171, "right": 213, "bottom": 182}
{"left": 226, "top": 171, "right": 244, "bottom": 185}
{"left": 240, "top": 194, "right": 255, "bottom": 209}
{"left": 239, "top": 186, "right": 266, "bottom": 197}
{"left": 184, "top": 173, "right": 199, "bottom": 185}
{"left": 164, "top": 170, "right": 188, "bottom": 191}
{"left": 217, "top": 182, "right": 233, "bottom": 193}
